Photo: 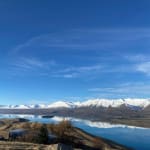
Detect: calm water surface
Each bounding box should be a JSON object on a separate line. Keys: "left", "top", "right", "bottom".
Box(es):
{"left": 0, "top": 114, "right": 149, "bottom": 150}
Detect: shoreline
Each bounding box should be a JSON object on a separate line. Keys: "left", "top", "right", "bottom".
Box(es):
{"left": 0, "top": 112, "right": 150, "bottom": 128}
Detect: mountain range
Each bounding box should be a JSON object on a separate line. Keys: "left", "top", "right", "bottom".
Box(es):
{"left": 0, "top": 98, "right": 150, "bottom": 128}
{"left": 0, "top": 98, "right": 150, "bottom": 109}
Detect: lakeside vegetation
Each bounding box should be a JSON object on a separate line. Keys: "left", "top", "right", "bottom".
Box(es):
{"left": 0, "top": 118, "right": 132, "bottom": 150}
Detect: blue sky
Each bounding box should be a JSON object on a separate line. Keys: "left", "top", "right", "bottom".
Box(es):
{"left": 0, "top": 0, "right": 150, "bottom": 104}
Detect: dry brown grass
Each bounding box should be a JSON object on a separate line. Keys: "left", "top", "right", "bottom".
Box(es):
{"left": 0, "top": 141, "right": 52, "bottom": 150}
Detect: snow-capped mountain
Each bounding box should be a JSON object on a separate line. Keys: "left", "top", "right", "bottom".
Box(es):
{"left": 47, "top": 101, "right": 75, "bottom": 109}
{"left": 0, "top": 98, "right": 150, "bottom": 109}
{"left": 78, "top": 98, "right": 150, "bottom": 108}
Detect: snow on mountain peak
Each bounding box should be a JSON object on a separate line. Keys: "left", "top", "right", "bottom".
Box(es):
{"left": 78, "top": 98, "right": 150, "bottom": 108}
{"left": 0, "top": 98, "right": 150, "bottom": 109}
{"left": 123, "top": 98, "right": 150, "bottom": 108}
{"left": 78, "top": 99, "right": 125, "bottom": 107}
{"left": 47, "top": 101, "right": 74, "bottom": 108}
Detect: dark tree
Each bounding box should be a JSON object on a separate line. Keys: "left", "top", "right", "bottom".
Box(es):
{"left": 37, "top": 124, "right": 49, "bottom": 144}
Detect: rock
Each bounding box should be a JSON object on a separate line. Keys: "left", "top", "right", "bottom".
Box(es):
{"left": 52, "top": 143, "right": 73, "bottom": 150}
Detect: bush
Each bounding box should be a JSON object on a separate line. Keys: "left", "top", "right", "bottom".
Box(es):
{"left": 17, "top": 131, "right": 38, "bottom": 143}
{"left": 50, "top": 120, "right": 75, "bottom": 144}
{"left": 36, "top": 124, "right": 49, "bottom": 144}
{"left": 56, "top": 120, "right": 73, "bottom": 137}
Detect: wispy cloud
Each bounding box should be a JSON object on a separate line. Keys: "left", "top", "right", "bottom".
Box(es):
{"left": 53, "top": 73, "right": 78, "bottom": 78}
{"left": 14, "top": 57, "right": 46, "bottom": 69}
{"left": 9, "top": 28, "right": 150, "bottom": 78}
{"left": 136, "top": 62, "right": 150, "bottom": 76}
{"left": 125, "top": 54, "right": 150, "bottom": 76}
{"left": 76, "top": 54, "right": 150, "bottom": 77}
{"left": 89, "top": 82, "right": 150, "bottom": 98}
{"left": 125, "top": 54, "right": 149, "bottom": 62}
{"left": 57, "top": 65, "right": 102, "bottom": 73}
{"left": 12, "top": 35, "right": 45, "bottom": 54}
{"left": 12, "top": 28, "right": 150, "bottom": 53}
{"left": 9, "top": 54, "right": 150, "bottom": 78}
{"left": 53, "top": 64, "right": 103, "bottom": 78}
{"left": 11, "top": 57, "right": 56, "bottom": 73}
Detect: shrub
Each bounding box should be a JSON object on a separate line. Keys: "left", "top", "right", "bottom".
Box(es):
{"left": 17, "top": 131, "right": 38, "bottom": 143}
{"left": 56, "top": 120, "right": 73, "bottom": 137}
{"left": 36, "top": 124, "right": 49, "bottom": 144}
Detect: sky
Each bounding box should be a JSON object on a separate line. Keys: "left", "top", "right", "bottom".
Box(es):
{"left": 0, "top": 0, "right": 150, "bottom": 105}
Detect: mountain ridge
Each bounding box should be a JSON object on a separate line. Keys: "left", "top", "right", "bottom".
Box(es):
{"left": 1, "top": 98, "right": 150, "bottom": 109}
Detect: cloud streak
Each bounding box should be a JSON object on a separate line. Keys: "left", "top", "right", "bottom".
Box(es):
{"left": 12, "top": 28, "right": 150, "bottom": 53}
{"left": 9, "top": 28, "right": 150, "bottom": 78}
{"left": 89, "top": 82, "right": 150, "bottom": 98}
{"left": 125, "top": 54, "right": 150, "bottom": 76}
{"left": 52, "top": 64, "right": 103, "bottom": 78}
{"left": 10, "top": 55, "right": 150, "bottom": 78}
{"left": 136, "top": 62, "right": 150, "bottom": 76}
{"left": 11, "top": 57, "right": 56, "bottom": 74}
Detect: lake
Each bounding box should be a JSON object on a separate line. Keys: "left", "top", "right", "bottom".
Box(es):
{"left": 0, "top": 114, "right": 150, "bottom": 150}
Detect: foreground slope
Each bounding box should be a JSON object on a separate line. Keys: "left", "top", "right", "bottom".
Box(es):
{"left": 0, "top": 118, "right": 132, "bottom": 150}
